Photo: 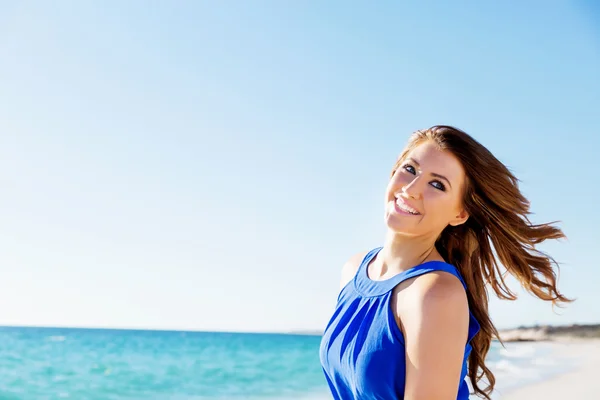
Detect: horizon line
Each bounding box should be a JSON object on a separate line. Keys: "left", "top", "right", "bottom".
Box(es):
{"left": 0, "top": 324, "right": 325, "bottom": 336}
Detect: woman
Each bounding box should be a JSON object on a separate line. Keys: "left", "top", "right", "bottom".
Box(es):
{"left": 319, "top": 126, "right": 571, "bottom": 399}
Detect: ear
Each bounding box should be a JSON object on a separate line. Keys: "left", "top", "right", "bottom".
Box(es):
{"left": 449, "top": 209, "right": 469, "bottom": 226}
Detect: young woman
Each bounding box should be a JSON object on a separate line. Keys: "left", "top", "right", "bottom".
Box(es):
{"left": 319, "top": 126, "right": 571, "bottom": 399}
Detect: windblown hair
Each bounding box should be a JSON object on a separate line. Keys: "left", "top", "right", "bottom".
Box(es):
{"left": 391, "top": 125, "right": 572, "bottom": 399}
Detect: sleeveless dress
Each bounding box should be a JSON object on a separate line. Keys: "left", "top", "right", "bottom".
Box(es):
{"left": 319, "top": 247, "right": 480, "bottom": 399}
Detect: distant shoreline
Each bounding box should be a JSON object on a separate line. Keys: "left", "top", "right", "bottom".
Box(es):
{"left": 498, "top": 323, "right": 600, "bottom": 342}
{"left": 291, "top": 323, "right": 600, "bottom": 341}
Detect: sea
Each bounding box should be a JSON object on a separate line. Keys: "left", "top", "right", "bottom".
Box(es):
{"left": 0, "top": 326, "right": 576, "bottom": 400}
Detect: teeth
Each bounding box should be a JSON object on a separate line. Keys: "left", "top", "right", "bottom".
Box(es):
{"left": 396, "top": 200, "right": 419, "bottom": 215}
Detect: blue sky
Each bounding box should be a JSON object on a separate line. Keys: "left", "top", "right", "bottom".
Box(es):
{"left": 0, "top": 1, "right": 598, "bottom": 332}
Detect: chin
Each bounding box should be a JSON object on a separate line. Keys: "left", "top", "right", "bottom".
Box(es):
{"left": 384, "top": 215, "right": 417, "bottom": 236}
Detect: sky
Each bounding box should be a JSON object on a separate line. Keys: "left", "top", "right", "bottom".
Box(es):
{"left": 0, "top": 1, "right": 599, "bottom": 333}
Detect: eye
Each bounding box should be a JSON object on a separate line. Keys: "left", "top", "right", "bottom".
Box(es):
{"left": 402, "top": 164, "right": 416, "bottom": 174}
{"left": 430, "top": 180, "right": 446, "bottom": 191}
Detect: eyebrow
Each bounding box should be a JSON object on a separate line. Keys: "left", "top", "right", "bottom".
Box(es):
{"left": 406, "top": 157, "right": 453, "bottom": 189}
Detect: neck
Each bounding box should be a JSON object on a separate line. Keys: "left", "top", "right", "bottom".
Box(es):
{"left": 376, "top": 230, "right": 441, "bottom": 276}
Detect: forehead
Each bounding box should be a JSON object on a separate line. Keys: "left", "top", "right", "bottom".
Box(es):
{"left": 404, "top": 141, "right": 466, "bottom": 182}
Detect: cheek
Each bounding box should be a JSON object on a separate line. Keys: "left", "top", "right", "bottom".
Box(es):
{"left": 384, "top": 180, "right": 394, "bottom": 197}
{"left": 386, "top": 172, "right": 404, "bottom": 194}
{"left": 424, "top": 193, "right": 455, "bottom": 219}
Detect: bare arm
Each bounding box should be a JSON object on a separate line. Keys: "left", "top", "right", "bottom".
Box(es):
{"left": 399, "top": 273, "right": 470, "bottom": 400}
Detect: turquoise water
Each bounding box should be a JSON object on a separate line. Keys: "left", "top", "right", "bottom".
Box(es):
{"left": 0, "top": 327, "right": 327, "bottom": 399}
{"left": 0, "top": 326, "right": 570, "bottom": 399}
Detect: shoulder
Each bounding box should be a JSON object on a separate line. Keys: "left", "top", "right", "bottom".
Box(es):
{"left": 398, "top": 270, "right": 469, "bottom": 322}
{"left": 339, "top": 251, "right": 370, "bottom": 290}
{"left": 414, "top": 269, "right": 467, "bottom": 303}
{"left": 396, "top": 269, "right": 470, "bottom": 347}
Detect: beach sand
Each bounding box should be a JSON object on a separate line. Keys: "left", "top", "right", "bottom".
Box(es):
{"left": 499, "top": 339, "right": 600, "bottom": 399}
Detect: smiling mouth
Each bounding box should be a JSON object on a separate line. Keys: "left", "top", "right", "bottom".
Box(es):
{"left": 394, "top": 198, "right": 421, "bottom": 215}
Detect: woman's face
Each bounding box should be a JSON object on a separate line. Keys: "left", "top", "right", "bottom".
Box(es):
{"left": 384, "top": 140, "right": 469, "bottom": 237}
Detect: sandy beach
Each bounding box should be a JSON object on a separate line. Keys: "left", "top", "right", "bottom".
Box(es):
{"left": 499, "top": 339, "right": 600, "bottom": 399}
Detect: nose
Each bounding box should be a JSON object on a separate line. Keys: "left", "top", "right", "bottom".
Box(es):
{"left": 400, "top": 176, "right": 423, "bottom": 199}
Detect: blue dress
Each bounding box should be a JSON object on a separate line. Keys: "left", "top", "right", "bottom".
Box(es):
{"left": 319, "top": 247, "right": 480, "bottom": 399}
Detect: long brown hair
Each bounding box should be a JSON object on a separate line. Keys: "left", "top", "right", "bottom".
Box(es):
{"left": 392, "top": 125, "right": 572, "bottom": 399}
